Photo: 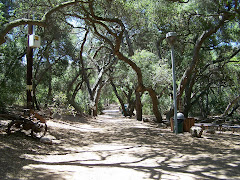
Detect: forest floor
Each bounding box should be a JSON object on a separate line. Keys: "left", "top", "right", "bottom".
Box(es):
{"left": 0, "top": 104, "right": 240, "bottom": 180}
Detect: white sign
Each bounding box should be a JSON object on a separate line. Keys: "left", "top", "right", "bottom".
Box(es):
{"left": 29, "top": 35, "right": 41, "bottom": 48}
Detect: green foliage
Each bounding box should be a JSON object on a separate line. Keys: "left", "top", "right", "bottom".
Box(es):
{"left": 0, "top": 0, "right": 14, "bottom": 26}
{"left": 0, "top": 3, "right": 7, "bottom": 25}
{"left": 132, "top": 50, "right": 171, "bottom": 87}
{"left": 0, "top": 0, "right": 239, "bottom": 118}
{"left": 0, "top": 41, "right": 25, "bottom": 112}
{"left": 130, "top": 50, "right": 172, "bottom": 114}
{"left": 74, "top": 90, "right": 89, "bottom": 114}
{"left": 51, "top": 92, "right": 77, "bottom": 116}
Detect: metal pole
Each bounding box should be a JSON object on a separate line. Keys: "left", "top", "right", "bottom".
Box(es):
{"left": 171, "top": 45, "right": 178, "bottom": 134}
{"left": 27, "top": 24, "right": 33, "bottom": 109}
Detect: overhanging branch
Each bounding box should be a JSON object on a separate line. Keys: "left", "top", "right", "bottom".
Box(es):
{"left": 0, "top": 19, "right": 45, "bottom": 44}
{"left": 0, "top": 0, "right": 88, "bottom": 45}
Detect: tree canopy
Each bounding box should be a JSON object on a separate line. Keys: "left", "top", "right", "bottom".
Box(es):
{"left": 0, "top": 0, "right": 239, "bottom": 120}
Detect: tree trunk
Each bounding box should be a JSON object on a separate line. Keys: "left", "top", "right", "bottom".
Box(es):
{"left": 32, "top": 91, "right": 40, "bottom": 110}
{"left": 123, "top": 87, "right": 136, "bottom": 117}
{"left": 156, "top": 37, "right": 165, "bottom": 60}
{"left": 177, "top": 18, "right": 227, "bottom": 108}
{"left": 135, "top": 90, "right": 142, "bottom": 121}
{"left": 92, "top": 106, "right": 98, "bottom": 117}
{"left": 110, "top": 80, "right": 128, "bottom": 116}
{"left": 124, "top": 30, "right": 134, "bottom": 57}
{"left": 222, "top": 95, "right": 240, "bottom": 117}
{"left": 183, "top": 74, "right": 196, "bottom": 118}
{"left": 68, "top": 98, "right": 83, "bottom": 116}
{"left": 46, "top": 78, "right": 52, "bottom": 106}
{"left": 92, "top": 82, "right": 105, "bottom": 116}
{"left": 128, "top": 100, "right": 136, "bottom": 117}
{"left": 145, "top": 87, "right": 163, "bottom": 123}
{"left": 183, "top": 89, "right": 191, "bottom": 118}
{"left": 228, "top": 104, "right": 240, "bottom": 117}
{"left": 79, "top": 31, "right": 94, "bottom": 102}
{"left": 66, "top": 73, "right": 83, "bottom": 115}
{"left": 114, "top": 51, "right": 144, "bottom": 91}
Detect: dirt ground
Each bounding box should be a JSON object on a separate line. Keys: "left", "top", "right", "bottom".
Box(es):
{"left": 0, "top": 105, "right": 240, "bottom": 180}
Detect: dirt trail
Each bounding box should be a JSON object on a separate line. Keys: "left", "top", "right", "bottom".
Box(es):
{"left": 0, "top": 105, "right": 240, "bottom": 180}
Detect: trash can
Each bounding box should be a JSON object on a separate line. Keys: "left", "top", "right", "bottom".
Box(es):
{"left": 183, "top": 117, "right": 195, "bottom": 132}
{"left": 177, "top": 113, "right": 184, "bottom": 133}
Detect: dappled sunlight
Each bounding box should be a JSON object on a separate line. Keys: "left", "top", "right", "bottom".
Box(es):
{"left": 23, "top": 164, "right": 151, "bottom": 180}
{"left": 47, "top": 120, "right": 104, "bottom": 133}
{"left": 21, "top": 151, "right": 101, "bottom": 164}
{"left": 1, "top": 106, "right": 240, "bottom": 179}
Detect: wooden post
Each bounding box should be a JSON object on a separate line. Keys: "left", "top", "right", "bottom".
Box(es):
{"left": 27, "top": 24, "right": 33, "bottom": 109}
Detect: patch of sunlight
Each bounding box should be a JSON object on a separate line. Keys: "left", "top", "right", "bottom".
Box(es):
{"left": 21, "top": 152, "right": 101, "bottom": 163}
{"left": 161, "top": 170, "right": 199, "bottom": 180}
{"left": 20, "top": 144, "right": 149, "bottom": 165}
{"left": 97, "top": 153, "right": 140, "bottom": 164}
{"left": 23, "top": 164, "right": 150, "bottom": 180}
{"left": 47, "top": 121, "right": 103, "bottom": 132}
{"left": 57, "top": 143, "right": 144, "bottom": 155}
{"left": 202, "top": 170, "right": 232, "bottom": 179}
{"left": 167, "top": 163, "right": 185, "bottom": 169}
{"left": 164, "top": 153, "right": 215, "bottom": 169}
{"left": 186, "top": 165, "right": 206, "bottom": 172}
{"left": 128, "top": 157, "right": 161, "bottom": 167}
{"left": 165, "top": 155, "right": 187, "bottom": 168}
{"left": 130, "top": 124, "right": 150, "bottom": 129}
{"left": 182, "top": 154, "right": 212, "bottom": 161}
{"left": 98, "top": 114, "right": 115, "bottom": 119}
{"left": 102, "top": 109, "right": 120, "bottom": 114}
{"left": 227, "top": 163, "right": 238, "bottom": 167}
{"left": 89, "top": 143, "right": 138, "bottom": 151}
{"left": 57, "top": 144, "right": 87, "bottom": 152}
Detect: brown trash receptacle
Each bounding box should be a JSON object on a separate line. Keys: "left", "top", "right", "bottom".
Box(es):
{"left": 183, "top": 118, "right": 195, "bottom": 132}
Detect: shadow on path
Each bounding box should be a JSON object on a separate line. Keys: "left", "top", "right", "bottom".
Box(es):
{"left": 0, "top": 105, "right": 240, "bottom": 180}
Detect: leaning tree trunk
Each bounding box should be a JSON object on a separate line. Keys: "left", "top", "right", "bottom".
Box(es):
{"left": 228, "top": 104, "right": 240, "bottom": 117}
{"left": 177, "top": 17, "right": 227, "bottom": 107}
{"left": 145, "top": 87, "right": 163, "bottom": 123}
{"left": 222, "top": 95, "right": 240, "bottom": 117}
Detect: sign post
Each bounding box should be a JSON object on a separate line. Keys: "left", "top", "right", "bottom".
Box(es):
{"left": 26, "top": 24, "right": 33, "bottom": 109}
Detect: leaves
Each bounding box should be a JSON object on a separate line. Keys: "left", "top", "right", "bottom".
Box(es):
{"left": 0, "top": 0, "right": 239, "bottom": 117}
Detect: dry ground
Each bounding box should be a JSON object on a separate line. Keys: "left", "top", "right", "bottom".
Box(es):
{"left": 0, "top": 105, "right": 240, "bottom": 180}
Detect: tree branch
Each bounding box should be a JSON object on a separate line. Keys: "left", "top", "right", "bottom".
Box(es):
{"left": 0, "top": 19, "right": 45, "bottom": 44}
{"left": 177, "top": 17, "right": 228, "bottom": 100}
{"left": 42, "top": 0, "right": 89, "bottom": 21}
{"left": 0, "top": 0, "right": 87, "bottom": 45}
